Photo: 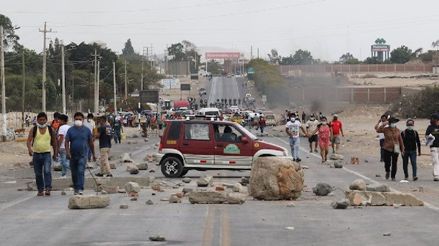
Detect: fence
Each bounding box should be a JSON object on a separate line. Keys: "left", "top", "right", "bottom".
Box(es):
{"left": 279, "top": 64, "right": 433, "bottom": 75}
{"left": 290, "top": 86, "right": 402, "bottom": 104}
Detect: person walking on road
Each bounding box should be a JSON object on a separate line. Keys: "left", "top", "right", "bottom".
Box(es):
{"left": 301, "top": 111, "right": 306, "bottom": 123}
{"left": 306, "top": 114, "right": 319, "bottom": 153}
{"left": 286, "top": 114, "right": 306, "bottom": 162}
{"left": 309, "top": 116, "right": 331, "bottom": 163}
{"left": 374, "top": 115, "right": 388, "bottom": 162}
{"left": 95, "top": 116, "right": 113, "bottom": 177}
{"left": 258, "top": 116, "right": 266, "bottom": 134}
{"left": 50, "top": 112, "right": 61, "bottom": 132}
{"left": 65, "top": 112, "right": 96, "bottom": 195}
{"left": 26, "top": 112, "right": 58, "bottom": 196}
{"left": 401, "top": 119, "right": 421, "bottom": 181}
{"left": 426, "top": 113, "right": 439, "bottom": 181}
{"left": 330, "top": 114, "right": 344, "bottom": 154}
{"left": 376, "top": 117, "right": 404, "bottom": 181}
{"left": 113, "top": 115, "right": 123, "bottom": 144}
{"left": 57, "top": 114, "right": 71, "bottom": 178}
{"left": 84, "top": 113, "right": 96, "bottom": 161}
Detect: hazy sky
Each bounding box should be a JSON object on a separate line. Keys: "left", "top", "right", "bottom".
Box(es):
{"left": 2, "top": 0, "right": 439, "bottom": 61}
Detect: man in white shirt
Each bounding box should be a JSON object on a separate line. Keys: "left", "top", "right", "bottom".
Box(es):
{"left": 286, "top": 114, "right": 306, "bottom": 162}
{"left": 83, "top": 113, "right": 96, "bottom": 162}
{"left": 57, "top": 114, "right": 71, "bottom": 178}
{"left": 306, "top": 114, "right": 320, "bottom": 153}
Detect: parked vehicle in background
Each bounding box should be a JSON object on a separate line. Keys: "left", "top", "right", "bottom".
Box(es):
{"left": 263, "top": 111, "right": 277, "bottom": 126}
{"left": 198, "top": 107, "right": 221, "bottom": 118}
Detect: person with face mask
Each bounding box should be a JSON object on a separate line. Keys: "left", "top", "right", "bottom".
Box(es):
{"left": 309, "top": 116, "right": 331, "bottom": 163}
{"left": 306, "top": 114, "right": 319, "bottom": 153}
{"left": 329, "top": 114, "right": 344, "bottom": 154}
{"left": 65, "top": 112, "right": 96, "bottom": 195}
{"left": 400, "top": 119, "right": 421, "bottom": 181}
{"left": 374, "top": 114, "right": 388, "bottom": 162}
{"left": 377, "top": 117, "right": 404, "bottom": 181}
{"left": 286, "top": 114, "right": 307, "bottom": 162}
{"left": 26, "top": 112, "right": 58, "bottom": 196}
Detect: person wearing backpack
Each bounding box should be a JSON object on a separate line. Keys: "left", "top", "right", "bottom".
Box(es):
{"left": 26, "top": 112, "right": 58, "bottom": 196}
{"left": 401, "top": 119, "right": 421, "bottom": 181}
{"left": 95, "top": 116, "right": 113, "bottom": 177}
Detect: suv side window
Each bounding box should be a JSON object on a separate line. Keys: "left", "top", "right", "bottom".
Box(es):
{"left": 214, "top": 124, "right": 242, "bottom": 143}
{"left": 184, "top": 123, "right": 210, "bottom": 141}
{"left": 167, "top": 121, "right": 181, "bottom": 140}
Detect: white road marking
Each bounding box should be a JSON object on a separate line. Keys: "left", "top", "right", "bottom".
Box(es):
{"left": 275, "top": 137, "right": 439, "bottom": 211}
{"left": 0, "top": 192, "right": 36, "bottom": 212}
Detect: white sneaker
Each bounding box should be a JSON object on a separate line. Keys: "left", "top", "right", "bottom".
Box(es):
{"left": 60, "top": 175, "right": 67, "bottom": 179}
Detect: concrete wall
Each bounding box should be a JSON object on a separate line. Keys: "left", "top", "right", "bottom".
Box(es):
{"left": 279, "top": 64, "right": 433, "bottom": 75}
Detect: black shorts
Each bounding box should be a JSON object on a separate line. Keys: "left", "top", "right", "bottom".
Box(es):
{"left": 308, "top": 134, "right": 318, "bottom": 143}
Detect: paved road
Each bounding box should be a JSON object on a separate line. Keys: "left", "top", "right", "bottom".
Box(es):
{"left": 2, "top": 132, "right": 439, "bottom": 245}
{"left": 206, "top": 76, "right": 245, "bottom": 106}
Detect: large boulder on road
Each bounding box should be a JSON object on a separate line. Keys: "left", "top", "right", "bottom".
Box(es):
{"left": 249, "top": 157, "right": 304, "bottom": 200}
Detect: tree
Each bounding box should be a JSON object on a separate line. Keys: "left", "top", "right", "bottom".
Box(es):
{"left": 390, "top": 45, "right": 412, "bottom": 64}
{"left": 339, "top": 52, "right": 360, "bottom": 64}
{"left": 432, "top": 40, "right": 439, "bottom": 51}
{"left": 280, "top": 49, "right": 314, "bottom": 65}
{"left": 0, "top": 14, "right": 20, "bottom": 49}
{"left": 168, "top": 43, "right": 185, "bottom": 62}
{"left": 268, "top": 49, "right": 281, "bottom": 64}
{"left": 122, "top": 39, "right": 135, "bottom": 57}
{"left": 375, "top": 38, "right": 386, "bottom": 44}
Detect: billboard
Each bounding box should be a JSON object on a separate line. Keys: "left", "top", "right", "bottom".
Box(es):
{"left": 371, "top": 44, "right": 390, "bottom": 52}
{"left": 205, "top": 52, "right": 240, "bottom": 59}
{"left": 139, "top": 90, "right": 159, "bottom": 104}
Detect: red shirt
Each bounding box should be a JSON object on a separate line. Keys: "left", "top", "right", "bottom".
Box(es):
{"left": 330, "top": 120, "right": 343, "bottom": 135}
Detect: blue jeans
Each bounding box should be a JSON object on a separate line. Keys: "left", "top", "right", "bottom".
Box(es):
{"left": 59, "top": 149, "right": 70, "bottom": 176}
{"left": 289, "top": 137, "right": 300, "bottom": 159}
{"left": 402, "top": 151, "right": 417, "bottom": 178}
{"left": 33, "top": 153, "right": 52, "bottom": 192}
{"left": 70, "top": 157, "right": 86, "bottom": 192}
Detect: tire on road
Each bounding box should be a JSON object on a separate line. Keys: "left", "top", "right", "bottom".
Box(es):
{"left": 160, "top": 156, "right": 184, "bottom": 178}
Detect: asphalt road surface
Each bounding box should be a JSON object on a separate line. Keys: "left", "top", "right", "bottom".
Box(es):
{"left": 206, "top": 76, "right": 245, "bottom": 106}
{"left": 1, "top": 132, "right": 439, "bottom": 245}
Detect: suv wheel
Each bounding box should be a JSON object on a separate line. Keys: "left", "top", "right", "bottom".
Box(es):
{"left": 161, "top": 156, "right": 184, "bottom": 178}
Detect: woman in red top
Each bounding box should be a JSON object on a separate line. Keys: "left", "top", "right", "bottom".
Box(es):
{"left": 310, "top": 116, "right": 331, "bottom": 163}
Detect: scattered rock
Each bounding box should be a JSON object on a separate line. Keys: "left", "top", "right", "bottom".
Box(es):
{"left": 130, "top": 197, "right": 138, "bottom": 201}
{"left": 215, "top": 186, "right": 225, "bottom": 192}
{"left": 375, "top": 174, "right": 381, "bottom": 178}
{"left": 149, "top": 170, "right": 155, "bottom": 173}
{"left": 118, "top": 188, "right": 126, "bottom": 193}
{"left": 124, "top": 182, "right": 141, "bottom": 193}
{"left": 160, "top": 198, "right": 169, "bottom": 202}
{"left": 101, "top": 185, "right": 119, "bottom": 194}
{"left": 226, "top": 193, "right": 246, "bottom": 204}
{"left": 393, "top": 204, "right": 401, "bottom": 208}
{"left": 121, "top": 153, "right": 134, "bottom": 163}
{"left": 169, "top": 194, "right": 182, "bottom": 203}
{"left": 333, "top": 161, "right": 343, "bottom": 169}
{"left": 330, "top": 154, "right": 344, "bottom": 160}
{"left": 240, "top": 177, "right": 250, "bottom": 186}
{"left": 232, "top": 183, "right": 245, "bottom": 193}
{"left": 26, "top": 182, "right": 36, "bottom": 191}
{"left": 332, "top": 199, "right": 349, "bottom": 209}
{"left": 366, "top": 183, "right": 390, "bottom": 192}
{"left": 61, "top": 191, "right": 67, "bottom": 196}
{"left": 120, "top": 204, "right": 129, "bottom": 209}
{"left": 301, "top": 165, "right": 309, "bottom": 169}
{"left": 175, "top": 192, "right": 184, "bottom": 198}
{"left": 383, "top": 233, "right": 391, "bottom": 237}
{"left": 345, "top": 191, "right": 424, "bottom": 206}
{"left": 189, "top": 191, "right": 227, "bottom": 204}
{"left": 151, "top": 183, "right": 163, "bottom": 192}
{"left": 126, "top": 163, "right": 139, "bottom": 175}
{"left": 101, "top": 190, "right": 108, "bottom": 195}
{"left": 53, "top": 165, "right": 62, "bottom": 172}
{"left": 136, "top": 162, "right": 148, "bottom": 170}
{"left": 249, "top": 157, "right": 304, "bottom": 200}
{"left": 182, "top": 188, "right": 193, "bottom": 194}
{"left": 286, "top": 202, "right": 296, "bottom": 207}
{"left": 149, "top": 236, "right": 166, "bottom": 242}
{"left": 182, "top": 177, "right": 192, "bottom": 184}
{"left": 109, "top": 163, "right": 117, "bottom": 169}
{"left": 313, "top": 183, "right": 333, "bottom": 196}
{"left": 68, "top": 195, "right": 110, "bottom": 209}
{"left": 418, "top": 187, "right": 424, "bottom": 192}
{"left": 349, "top": 179, "right": 367, "bottom": 191}
{"left": 145, "top": 200, "right": 154, "bottom": 205}
{"left": 197, "top": 176, "right": 213, "bottom": 187}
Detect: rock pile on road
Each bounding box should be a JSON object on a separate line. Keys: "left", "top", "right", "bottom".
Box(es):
{"left": 68, "top": 195, "right": 110, "bottom": 209}
{"left": 249, "top": 157, "right": 304, "bottom": 200}
{"left": 197, "top": 176, "right": 213, "bottom": 187}
{"left": 313, "top": 183, "right": 333, "bottom": 196}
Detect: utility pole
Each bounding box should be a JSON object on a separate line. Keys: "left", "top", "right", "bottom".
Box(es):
{"left": 61, "top": 43, "right": 66, "bottom": 114}
{"left": 113, "top": 62, "right": 117, "bottom": 113}
{"left": 92, "top": 49, "right": 98, "bottom": 113}
{"left": 39, "top": 22, "right": 53, "bottom": 112}
{"left": 97, "top": 59, "right": 100, "bottom": 112}
{"left": 21, "top": 50, "right": 26, "bottom": 129}
{"left": 0, "top": 26, "right": 6, "bottom": 138}
{"left": 257, "top": 48, "right": 259, "bottom": 59}
{"left": 124, "top": 60, "right": 127, "bottom": 100}
{"left": 251, "top": 45, "right": 253, "bottom": 59}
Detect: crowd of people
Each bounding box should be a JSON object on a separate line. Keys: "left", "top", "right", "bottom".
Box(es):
{"left": 26, "top": 111, "right": 128, "bottom": 197}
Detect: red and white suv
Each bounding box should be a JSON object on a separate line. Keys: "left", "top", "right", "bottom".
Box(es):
{"left": 158, "top": 120, "right": 288, "bottom": 177}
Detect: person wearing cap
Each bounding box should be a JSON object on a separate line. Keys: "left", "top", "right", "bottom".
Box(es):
{"left": 377, "top": 117, "right": 404, "bottom": 181}
{"left": 401, "top": 119, "right": 421, "bottom": 181}
{"left": 286, "top": 114, "right": 306, "bottom": 162}
{"left": 306, "top": 114, "right": 319, "bottom": 153}
{"left": 375, "top": 115, "right": 389, "bottom": 162}
{"left": 425, "top": 113, "right": 439, "bottom": 181}
{"left": 329, "top": 114, "right": 344, "bottom": 154}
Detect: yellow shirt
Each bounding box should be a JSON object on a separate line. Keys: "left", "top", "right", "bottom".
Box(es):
{"left": 33, "top": 128, "right": 51, "bottom": 153}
